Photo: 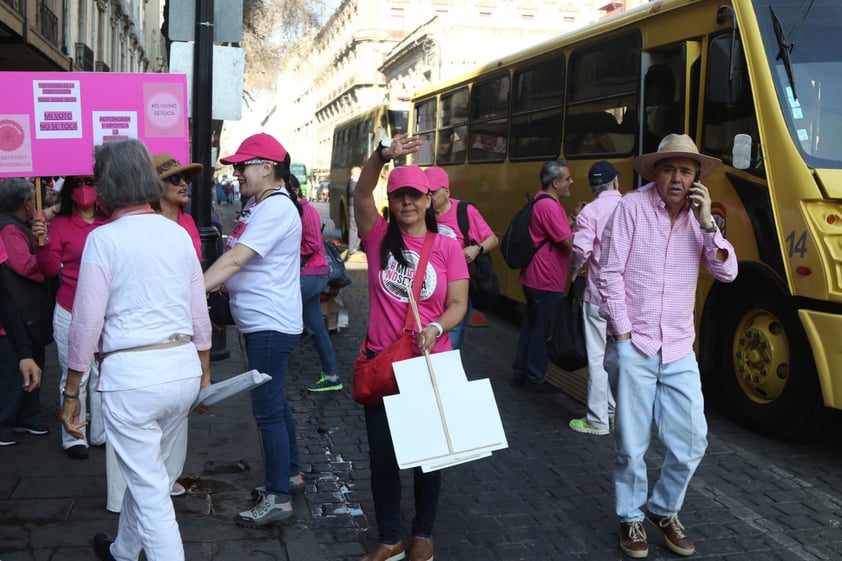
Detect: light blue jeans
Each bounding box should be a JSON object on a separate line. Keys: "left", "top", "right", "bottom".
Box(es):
{"left": 448, "top": 297, "right": 472, "bottom": 351}
{"left": 605, "top": 340, "right": 708, "bottom": 522}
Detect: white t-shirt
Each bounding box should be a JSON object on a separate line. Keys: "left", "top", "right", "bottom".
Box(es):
{"left": 225, "top": 189, "right": 303, "bottom": 335}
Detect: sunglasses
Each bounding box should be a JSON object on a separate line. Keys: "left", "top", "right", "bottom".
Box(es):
{"left": 165, "top": 173, "right": 186, "bottom": 185}
{"left": 232, "top": 159, "right": 274, "bottom": 173}
{"left": 73, "top": 179, "right": 96, "bottom": 187}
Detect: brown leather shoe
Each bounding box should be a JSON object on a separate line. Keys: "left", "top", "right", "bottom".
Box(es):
{"left": 361, "top": 541, "right": 405, "bottom": 561}
{"left": 646, "top": 513, "right": 695, "bottom": 556}
{"left": 408, "top": 536, "right": 433, "bottom": 561}
{"left": 619, "top": 521, "right": 649, "bottom": 558}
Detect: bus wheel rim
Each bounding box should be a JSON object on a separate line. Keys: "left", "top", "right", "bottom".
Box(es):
{"left": 732, "top": 309, "right": 790, "bottom": 404}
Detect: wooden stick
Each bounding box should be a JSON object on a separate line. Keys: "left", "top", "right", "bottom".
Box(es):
{"left": 34, "top": 180, "right": 45, "bottom": 246}
{"left": 406, "top": 288, "right": 453, "bottom": 453}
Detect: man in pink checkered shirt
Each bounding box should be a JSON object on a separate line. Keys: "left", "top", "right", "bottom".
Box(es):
{"left": 597, "top": 134, "right": 738, "bottom": 559}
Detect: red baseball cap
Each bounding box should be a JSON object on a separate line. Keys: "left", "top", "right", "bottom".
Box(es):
{"left": 387, "top": 165, "right": 430, "bottom": 194}
{"left": 424, "top": 166, "right": 449, "bottom": 191}
{"left": 220, "top": 133, "right": 288, "bottom": 165}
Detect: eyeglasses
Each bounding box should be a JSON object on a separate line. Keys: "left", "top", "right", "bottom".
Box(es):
{"left": 232, "top": 159, "right": 274, "bottom": 173}
{"left": 165, "top": 173, "right": 185, "bottom": 185}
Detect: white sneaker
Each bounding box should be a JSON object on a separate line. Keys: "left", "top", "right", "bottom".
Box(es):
{"left": 235, "top": 493, "right": 293, "bottom": 527}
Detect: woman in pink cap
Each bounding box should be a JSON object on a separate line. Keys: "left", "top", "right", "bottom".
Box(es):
{"left": 204, "top": 133, "right": 306, "bottom": 528}
{"left": 355, "top": 136, "right": 468, "bottom": 561}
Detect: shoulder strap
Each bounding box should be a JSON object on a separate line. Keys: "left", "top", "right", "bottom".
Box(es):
{"left": 404, "top": 231, "right": 436, "bottom": 331}
{"left": 456, "top": 201, "right": 472, "bottom": 245}
{"left": 531, "top": 193, "right": 554, "bottom": 253}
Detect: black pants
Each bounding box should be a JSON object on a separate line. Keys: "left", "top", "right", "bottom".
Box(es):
{"left": 0, "top": 336, "right": 44, "bottom": 430}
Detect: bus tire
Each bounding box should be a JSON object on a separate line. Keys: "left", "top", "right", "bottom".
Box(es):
{"left": 711, "top": 276, "right": 823, "bottom": 438}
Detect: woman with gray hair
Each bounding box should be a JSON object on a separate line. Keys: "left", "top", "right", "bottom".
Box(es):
{"left": 59, "top": 139, "right": 212, "bottom": 561}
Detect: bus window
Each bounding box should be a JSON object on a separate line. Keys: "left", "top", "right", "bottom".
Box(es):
{"left": 642, "top": 49, "right": 686, "bottom": 154}
{"left": 565, "top": 32, "right": 640, "bottom": 158}
{"left": 438, "top": 88, "right": 468, "bottom": 164}
{"left": 469, "top": 73, "right": 510, "bottom": 162}
{"left": 510, "top": 55, "right": 565, "bottom": 161}
{"left": 703, "top": 33, "right": 762, "bottom": 175}
{"left": 415, "top": 98, "right": 437, "bottom": 165}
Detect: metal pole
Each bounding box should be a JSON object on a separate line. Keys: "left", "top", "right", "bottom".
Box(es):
{"left": 192, "top": 0, "right": 228, "bottom": 360}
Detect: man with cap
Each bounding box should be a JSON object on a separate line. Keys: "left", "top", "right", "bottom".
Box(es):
{"left": 424, "top": 166, "right": 498, "bottom": 349}
{"left": 597, "top": 134, "right": 738, "bottom": 558}
{"left": 567, "top": 161, "right": 622, "bottom": 436}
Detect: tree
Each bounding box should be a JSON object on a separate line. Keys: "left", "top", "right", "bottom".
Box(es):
{"left": 242, "top": 0, "right": 334, "bottom": 91}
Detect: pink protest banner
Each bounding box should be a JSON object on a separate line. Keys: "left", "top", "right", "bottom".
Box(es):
{"left": 0, "top": 72, "right": 189, "bottom": 178}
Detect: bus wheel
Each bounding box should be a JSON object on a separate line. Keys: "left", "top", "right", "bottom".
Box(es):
{"left": 714, "top": 280, "right": 822, "bottom": 437}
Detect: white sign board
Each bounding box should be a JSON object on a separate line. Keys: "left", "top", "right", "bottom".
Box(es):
{"left": 384, "top": 350, "right": 508, "bottom": 473}
{"left": 169, "top": 43, "right": 244, "bottom": 121}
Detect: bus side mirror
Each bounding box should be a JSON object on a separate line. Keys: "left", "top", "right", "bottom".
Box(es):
{"left": 732, "top": 133, "right": 752, "bottom": 169}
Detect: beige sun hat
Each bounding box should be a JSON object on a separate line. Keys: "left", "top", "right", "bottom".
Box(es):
{"left": 152, "top": 152, "right": 203, "bottom": 183}
{"left": 633, "top": 133, "right": 722, "bottom": 181}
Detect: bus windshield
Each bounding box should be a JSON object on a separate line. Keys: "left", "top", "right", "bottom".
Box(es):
{"left": 756, "top": 0, "right": 842, "bottom": 168}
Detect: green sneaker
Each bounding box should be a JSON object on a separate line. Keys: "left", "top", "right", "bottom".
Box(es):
{"left": 569, "top": 417, "right": 610, "bottom": 436}
{"left": 306, "top": 373, "right": 343, "bottom": 392}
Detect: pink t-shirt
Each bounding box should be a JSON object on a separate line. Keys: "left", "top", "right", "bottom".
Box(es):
{"left": 300, "top": 198, "right": 328, "bottom": 276}
{"left": 362, "top": 216, "right": 469, "bottom": 355}
{"left": 38, "top": 212, "right": 106, "bottom": 312}
{"left": 435, "top": 198, "right": 495, "bottom": 248}
{"left": 0, "top": 237, "right": 7, "bottom": 337}
{"left": 519, "top": 192, "right": 573, "bottom": 293}
{"left": 177, "top": 209, "right": 202, "bottom": 261}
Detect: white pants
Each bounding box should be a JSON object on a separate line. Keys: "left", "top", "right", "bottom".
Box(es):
{"left": 103, "top": 377, "right": 199, "bottom": 561}
{"left": 54, "top": 304, "right": 104, "bottom": 448}
{"left": 583, "top": 301, "right": 615, "bottom": 429}
{"left": 106, "top": 415, "right": 188, "bottom": 513}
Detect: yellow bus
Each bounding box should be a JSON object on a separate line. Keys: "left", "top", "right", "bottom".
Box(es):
{"left": 409, "top": 0, "right": 842, "bottom": 436}
{"left": 328, "top": 104, "right": 409, "bottom": 241}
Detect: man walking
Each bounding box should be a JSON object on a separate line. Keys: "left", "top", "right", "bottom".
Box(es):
{"left": 597, "top": 134, "right": 737, "bottom": 558}
{"left": 568, "top": 161, "right": 622, "bottom": 436}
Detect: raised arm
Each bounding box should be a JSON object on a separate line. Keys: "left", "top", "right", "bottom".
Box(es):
{"left": 354, "top": 136, "right": 422, "bottom": 238}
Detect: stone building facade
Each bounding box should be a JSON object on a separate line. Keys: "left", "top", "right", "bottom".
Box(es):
{"left": 0, "top": 0, "right": 165, "bottom": 73}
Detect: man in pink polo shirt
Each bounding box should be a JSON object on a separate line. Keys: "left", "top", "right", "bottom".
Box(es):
{"left": 511, "top": 160, "right": 574, "bottom": 389}
{"left": 568, "top": 161, "right": 623, "bottom": 436}
{"left": 598, "top": 134, "right": 737, "bottom": 559}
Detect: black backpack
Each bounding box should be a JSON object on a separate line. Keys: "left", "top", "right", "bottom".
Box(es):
{"left": 456, "top": 201, "right": 499, "bottom": 310}
{"left": 500, "top": 193, "right": 552, "bottom": 269}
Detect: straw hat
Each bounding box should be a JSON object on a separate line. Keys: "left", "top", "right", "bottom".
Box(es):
{"left": 152, "top": 153, "right": 202, "bottom": 183}
{"left": 633, "top": 134, "right": 721, "bottom": 181}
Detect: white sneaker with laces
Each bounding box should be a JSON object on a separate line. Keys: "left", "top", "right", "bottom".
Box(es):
{"left": 235, "top": 493, "right": 293, "bottom": 527}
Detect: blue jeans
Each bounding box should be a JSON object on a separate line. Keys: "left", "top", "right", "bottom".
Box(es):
{"left": 243, "top": 330, "right": 301, "bottom": 501}
{"left": 364, "top": 405, "right": 441, "bottom": 543}
{"left": 448, "top": 297, "right": 472, "bottom": 351}
{"left": 300, "top": 274, "right": 338, "bottom": 375}
{"left": 513, "top": 286, "right": 561, "bottom": 384}
{"left": 605, "top": 340, "right": 708, "bottom": 521}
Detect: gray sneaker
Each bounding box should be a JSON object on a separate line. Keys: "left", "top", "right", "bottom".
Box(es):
{"left": 235, "top": 493, "right": 293, "bottom": 528}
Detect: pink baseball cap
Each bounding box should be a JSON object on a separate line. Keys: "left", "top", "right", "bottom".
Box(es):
{"left": 424, "top": 166, "right": 449, "bottom": 191}
{"left": 387, "top": 165, "right": 430, "bottom": 194}
{"left": 220, "top": 133, "right": 288, "bottom": 164}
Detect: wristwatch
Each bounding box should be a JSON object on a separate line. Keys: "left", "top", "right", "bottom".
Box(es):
{"left": 376, "top": 138, "right": 393, "bottom": 163}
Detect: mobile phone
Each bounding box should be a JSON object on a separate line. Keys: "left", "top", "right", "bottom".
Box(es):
{"left": 688, "top": 170, "right": 702, "bottom": 209}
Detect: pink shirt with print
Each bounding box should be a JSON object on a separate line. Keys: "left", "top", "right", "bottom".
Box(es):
{"left": 519, "top": 192, "right": 573, "bottom": 293}
{"left": 362, "top": 216, "right": 468, "bottom": 355}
